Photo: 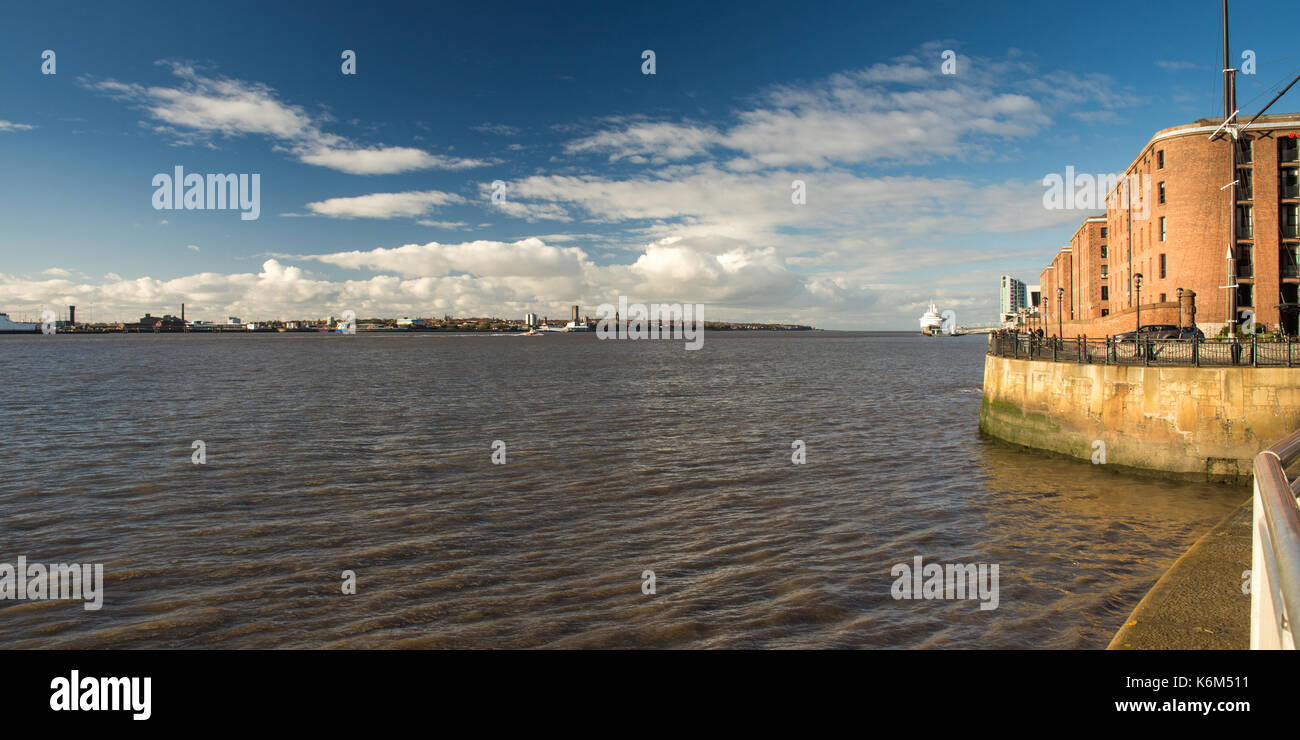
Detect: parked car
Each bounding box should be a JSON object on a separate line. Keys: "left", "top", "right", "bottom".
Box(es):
{"left": 1114, "top": 324, "right": 1180, "bottom": 341}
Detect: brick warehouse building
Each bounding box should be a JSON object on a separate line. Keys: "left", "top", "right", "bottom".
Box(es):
{"left": 1038, "top": 113, "right": 1300, "bottom": 338}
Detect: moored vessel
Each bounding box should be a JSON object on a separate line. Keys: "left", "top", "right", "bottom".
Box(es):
{"left": 0, "top": 312, "right": 38, "bottom": 334}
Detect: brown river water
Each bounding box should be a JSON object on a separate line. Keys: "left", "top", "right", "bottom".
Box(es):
{"left": 0, "top": 331, "right": 1245, "bottom": 648}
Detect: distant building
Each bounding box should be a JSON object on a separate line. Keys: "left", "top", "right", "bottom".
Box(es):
{"left": 123, "top": 312, "right": 186, "bottom": 332}
{"left": 525, "top": 312, "right": 538, "bottom": 327}
{"left": 571, "top": 305, "right": 580, "bottom": 322}
{"left": 1000, "top": 276, "right": 1027, "bottom": 315}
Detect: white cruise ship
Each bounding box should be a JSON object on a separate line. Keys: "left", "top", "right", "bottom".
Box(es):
{"left": 0, "top": 312, "right": 38, "bottom": 334}
{"left": 919, "top": 301, "right": 945, "bottom": 334}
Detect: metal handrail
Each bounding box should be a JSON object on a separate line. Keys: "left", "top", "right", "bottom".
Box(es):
{"left": 988, "top": 332, "right": 1299, "bottom": 368}
{"left": 1251, "top": 430, "right": 1300, "bottom": 649}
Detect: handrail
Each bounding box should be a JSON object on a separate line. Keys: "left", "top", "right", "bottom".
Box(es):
{"left": 988, "top": 332, "right": 1298, "bottom": 368}
{"left": 1251, "top": 429, "right": 1300, "bottom": 649}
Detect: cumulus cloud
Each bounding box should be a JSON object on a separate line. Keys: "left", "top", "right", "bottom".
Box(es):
{"left": 563, "top": 44, "right": 1133, "bottom": 170}
{"left": 296, "top": 146, "right": 487, "bottom": 175}
{"left": 305, "top": 190, "right": 466, "bottom": 219}
{"left": 0, "top": 120, "right": 35, "bottom": 132}
{"left": 83, "top": 62, "right": 492, "bottom": 174}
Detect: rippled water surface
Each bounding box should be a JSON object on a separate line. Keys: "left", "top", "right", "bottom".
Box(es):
{"left": 0, "top": 331, "right": 1245, "bottom": 648}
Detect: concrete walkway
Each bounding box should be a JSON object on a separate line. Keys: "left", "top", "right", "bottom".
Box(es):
{"left": 1108, "top": 497, "right": 1253, "bottom": 650}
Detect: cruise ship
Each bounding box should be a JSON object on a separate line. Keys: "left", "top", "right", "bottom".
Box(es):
{"left": 919, "top": 301, "right": 946, "bottom": 335}
{"left": 0, "top": 312, "right": 38, "bottom": 334}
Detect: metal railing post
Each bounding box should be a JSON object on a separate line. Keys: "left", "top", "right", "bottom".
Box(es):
{"left": 1251, "top": 430, "right": 1300, "bottom": 649}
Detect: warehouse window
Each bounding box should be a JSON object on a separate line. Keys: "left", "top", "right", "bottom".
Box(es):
{"left": 1160, "top": 216, "right": 1167, "bottom": 241}
{"left": 1282, "top": 168, "right": 1299, "bottom": 199}
{"left": 1282, "top": 136, "right": 1299, "bottom": 164}
{"left": 1101, "top": 226, "right": 1108, "bottom": 238}
{"left": 1159, "top": 253, "right": 1167, "bottom": 278}
{"left": 1237, "top": 283, "right": 1253, "bottom": 309}
{"left": 1283, "top": 204, "right": 1299, "bottom": 238}
{"left": 1156, "top": 150, "right": 1165, "bottom": 168}
{"left": 1158, "top": 181, "right": 1165, "bottom": 204}
{"left": 1101, "top": 286, "right": 1109, "bottom": 301}
{"left": 1237, "top": 136, "right": 1253, "bottom": 164}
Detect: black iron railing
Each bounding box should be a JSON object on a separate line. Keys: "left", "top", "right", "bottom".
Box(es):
{"left": 988, "top": 332, "right": 1299, "bottom": 367}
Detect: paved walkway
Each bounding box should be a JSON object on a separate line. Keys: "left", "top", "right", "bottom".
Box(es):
{"left": 1108, "top": 497, "right": 1253, "bottom": 650}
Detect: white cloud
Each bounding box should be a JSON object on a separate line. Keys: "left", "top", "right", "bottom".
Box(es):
{"left": 563, "top": 45, "right": 1133, "bottom": 170}
{"left": 296, "top": 146, "right": 488, "bottom": 175}
{"left": 186, "top": 244, "right": 200, "bottom": 251}
{"left": 305, "top": 190, "right": 466, "bottom": 219}
{"left": 0, "top": 121, "right": 35, "bottom": 132}
{"left": 565, "top": 120, "right": 720, "bottom": 163}
{"left": 85, "top": 63, "right": 491, "bottom": 174}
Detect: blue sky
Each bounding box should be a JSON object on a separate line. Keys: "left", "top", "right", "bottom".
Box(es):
{"left": 1, "top": 0, "right": 1298, "bottom": 327}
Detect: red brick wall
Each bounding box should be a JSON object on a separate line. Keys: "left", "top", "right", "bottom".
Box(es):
{"left": 1047, "top": 301, "right": 1181, "bottom": 338}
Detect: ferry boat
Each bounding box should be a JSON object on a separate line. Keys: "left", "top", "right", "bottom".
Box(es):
{"left": 0, "top": 312, "right": 38, "bottom": 334}
{"left": 919, "top": 301, "right": 945, "bottom": 335}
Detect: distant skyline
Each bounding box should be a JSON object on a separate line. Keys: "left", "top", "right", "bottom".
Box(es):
{"left": 1, "top": 0, "right": 1298, "bottom": 328}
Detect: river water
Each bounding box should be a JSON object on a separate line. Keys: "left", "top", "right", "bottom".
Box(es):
{"left": 0, "top": 331, "right": 1245, "bottom": 648}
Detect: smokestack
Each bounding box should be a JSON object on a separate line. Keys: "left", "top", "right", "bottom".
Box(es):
{"left": 181, "top": 303, "right": 185, "bottom": 322}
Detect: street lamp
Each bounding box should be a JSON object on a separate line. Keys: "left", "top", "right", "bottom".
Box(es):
{"left": 1133, "top": 273, "right": 1144, "bottom": 333}
{"left": 1177, "top": 287, "right": 1184, "bottom": 328}
{"left": 1056, "top": 286, "right": 1064, "bottom": 343}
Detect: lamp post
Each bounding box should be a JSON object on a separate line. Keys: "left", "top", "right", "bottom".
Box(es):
{"left": 1056, "top": 286, "right": 1064, "bottom": 343}
{"left": 1177, "top": 287, "right": 1184, "bottom": 328}
{"left": 1134, "top": 272, "right": 1144, "bottom": 332}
